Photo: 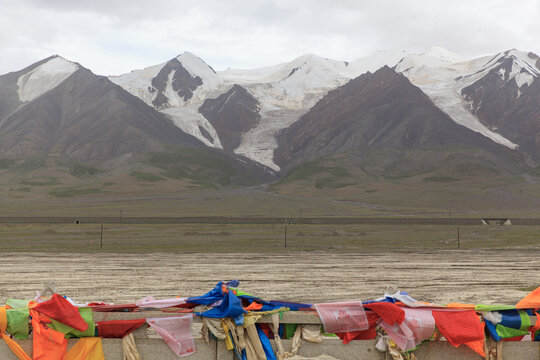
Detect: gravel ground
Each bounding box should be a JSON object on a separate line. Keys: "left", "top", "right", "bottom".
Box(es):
{"left": 0, "top": 250, "right": 538, "bottom": 305}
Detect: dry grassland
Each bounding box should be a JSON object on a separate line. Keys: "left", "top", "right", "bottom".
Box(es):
{"left": 0, "top": 222, "right": 538, "bottom": 306}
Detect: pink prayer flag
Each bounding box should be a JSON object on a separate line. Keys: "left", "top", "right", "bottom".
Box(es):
{"left": 380, "top": 308, "right": 435, "bottom": 351}
{"left": 136, "top": 296, "right": 187, "bottom": 309}
{"left": 147, "top": 314, "right": 196, "bottom": 357}
{"left": 314, "top": 301, "right": 369, "bottom": 333}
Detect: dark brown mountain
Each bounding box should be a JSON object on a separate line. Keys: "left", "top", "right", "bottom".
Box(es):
{"left": 0, "top": 66, "right": 201, "bottom": 163}
{"left": 0, "top": 57, "right": 274, "bottom": 187}
{"left": 199, "top": 84, "right": 261, "bottom": 151}
{"left": 461, "top": 51, "right": 540, "bottom": 163}
{"left": 0, "top": 55, "right": 59, "bottom": 123}
{"left": 274, "top": 66, "right": 521, "bottom": 172}
{"left": 151, "top": 58, "right": 203, "bottom": 108}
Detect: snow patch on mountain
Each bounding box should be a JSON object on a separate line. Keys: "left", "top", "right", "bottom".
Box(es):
{"left": 222, "top": 51, "right": 409, "bottom": 169}
{"left": 177, "top": 52, "right": 221, "bottom": 89}
{"left": 234, "top": 107, "right": 306, "bottom": 171}
{"left": 18, "top": 56, "right": 78, "bottom": 102}
{"left": 110, "top": 52, "right": 223, "bottom": 107}
{"left": 395, "top": 49, "right": 462, "bottom": 73}
{"left": 508, "top": 53, "right": 537, "bottom": 88}
{"left": 424, "top": 47, "right": 468, "bottom": 63}
{"left": 515, "top": 71, "right": 534, "bottom": 88}
{"left": 461, "top": 50, "right": 538, "bottom": 89}
{"left": 161, "top": 105, "right": 222, "bottom": 149}
{"left": 113, "top": 50, "right": 409, "bottom": 169}
{"left": 506, "top": 50, "right": 540, "bottom": 75}
{"left": 221, "top": 54, "right": 350, "bottom": 110}
{"left": 396, "top": 50, "right": 519, "bottom": 150}
{"left": 220, "top": 51, "right": 409, "bottom": 104}
{"left": 110, "top": 52, "right": 225, "bottom": 147}
{"left": 116, "top": 48, "right": 527, "bottom": 170}
{"left": 345, "top": 50, "right": 408, "bottom": 76}
{"left": 109, "top": 62, "right": 162, "bottom": 104}
{"left": 162, "top": 70, "right": 186, "bottom": 107}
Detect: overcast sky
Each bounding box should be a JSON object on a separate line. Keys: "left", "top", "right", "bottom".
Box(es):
{"left": 1, "top": 0, "right": 539, "bottom": 75}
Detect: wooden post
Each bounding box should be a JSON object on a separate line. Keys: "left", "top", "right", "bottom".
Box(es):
{"left": 100, "top": 225, "right": 103, "bottom": 249}
{"left": 284, "top": 225, "right": 287, "bottom": 248}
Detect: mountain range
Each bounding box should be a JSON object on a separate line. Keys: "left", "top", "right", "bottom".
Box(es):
{"left": 1, "top": 47, "right": 539, "bottom": 207}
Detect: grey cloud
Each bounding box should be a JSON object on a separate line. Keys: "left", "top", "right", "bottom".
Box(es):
{"left": 1, "top": 0, "right": 539, "bottom": 75}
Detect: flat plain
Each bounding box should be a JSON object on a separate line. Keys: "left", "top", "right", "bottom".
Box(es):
{"left": 0, "top": 222, "right": 538, "bottom": 306}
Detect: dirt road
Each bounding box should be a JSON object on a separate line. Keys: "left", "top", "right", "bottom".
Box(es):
{"left": 0, "top": 250, "right": 537, "bottom": 305}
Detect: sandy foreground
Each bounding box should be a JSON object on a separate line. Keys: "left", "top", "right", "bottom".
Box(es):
{"left": 0, "top": 250, "right": 538, "bottom": 306}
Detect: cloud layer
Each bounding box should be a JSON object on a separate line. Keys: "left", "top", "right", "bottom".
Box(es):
{"left": 1, "top": 0, "right": 539, "bottom": 75}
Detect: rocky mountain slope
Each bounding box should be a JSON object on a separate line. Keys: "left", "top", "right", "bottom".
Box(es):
{"left": 109, "top": 52, "right": 225, "bottom": 150}
{"left": 395, "top": 49, "right": 540, "bottom": 158}
{"left": 198, "top": 84, "right": 261, "bottom": 152}
{"left": 1, "top": 48, "right": 539, "bottom": 199}
{"left": 109, "top": 47, "right": 540, "bottom": 173}
{"left": 274, "top": 66, "right": 521, "bottom": 172}
{"left": 0, "top": 56, "right": 273, "bottom": 189}
{"left": 111, "top": 51, "right": 407, "bottom": 170}
{"left": 460, "top": 51, "right": 540, "bottom": 163}
{"left": 0, "top": 58, "right": 199, "bottom": 163}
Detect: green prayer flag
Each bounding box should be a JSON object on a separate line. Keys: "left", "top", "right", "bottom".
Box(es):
{"left": 6, "top": 308, "right": 30, "bottom": 340}
{"left": 285, "top": 323, "right": 298, "bottom": 339}
{"left": 475, "top": 304, "right": 516, "bottom": 312}
{"left": 495, "top": 324, "right": 529, "bottom": 338}
{"left": 6, "top": 298, "right": 30, "bottom": 309}
{"left": 518, "top": 311, "right": 531, "bottom": 330}
{"left": 47, "top": 307, "right": 95, "bottom": 338}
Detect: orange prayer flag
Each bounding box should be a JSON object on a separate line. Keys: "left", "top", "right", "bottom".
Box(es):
{"left": 464, "top": 321, "right": 485, "bottom": 358}
{"left": 0, "top": 306, "right": 31, "bottom": 360}
{"left": 64, "top": 337, "right": 105, "bottom": 360}
{"left": 244, "top": 302, "right": 263, "bottom": 311}
{"left": 516, "top": 286, "right": 540, "bottom": 309}
{"left": 31, "top": 309, "right": 68, "bottom": 360}
{"left": 0, "top": 306, "right": 6, "bottom": 333}
{"left": 446, "top": 303, "right": 476, "bottom": 310}
{"left": 1, "top": 335, "right": 32, "bottom": 360}
{"left": 465, "top": 338, "right": 485, "bottom": 358}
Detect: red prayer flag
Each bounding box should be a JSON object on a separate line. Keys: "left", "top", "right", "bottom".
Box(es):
{"left": 364, "top": 302, "right": 405, "bottom": 325}
{"left": 432, "top": 310, "right": 484, "bottom": 347}
{"left": 34, "top": 294, "right": 88, "bottom": 332}
{"left": 97, "top": 319, "right": 147, "bottom": 338}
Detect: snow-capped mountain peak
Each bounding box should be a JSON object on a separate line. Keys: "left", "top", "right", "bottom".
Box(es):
{"left": 396, "top": 49, "right": 519, "bottom": 150}
{"left": 110, "top": 52, "right": 223, "bottom": 107}
{"left": 461, "top": 49, "right": 539, "bottom": 91}
{"left": 424, "top": 46, "right": 468, "bottom": 63}
{"left": 176, "top": 52, "right": 221, "bottom": 88}
{"left": 108, "top": 47, "right": 536, "bottom": 170}
{"left": 395, "top": 48, "right": 468, "bottom": 76}
{"left": 273, "top": 54, "right": 350, "bottom": 96}
{"left": 220, "top": 53, "right": 347, "bottom": 85}
{"left": 483, "top": 49, "right": 539, "bottom": 70}
{"left": 17, "top": 55, "right": 78, "bottom": 102}
{"left": 109, "top": 52, "right": 225, "bottom": 149}
{"left": 222, "top": 50, "right": 412, "bottom": 169}
{"left": 346, "top": 49, "right": 408, "bottom": 76}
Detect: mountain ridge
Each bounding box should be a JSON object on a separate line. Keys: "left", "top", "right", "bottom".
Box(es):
{"left": 274, "top": 66, "right": 522, "bottom": 172}
{"left": 0, "top": 56, "right": 275, "bottom": 192}
{"left": 1, "top": 48, "right": 539, "bottom": 203}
